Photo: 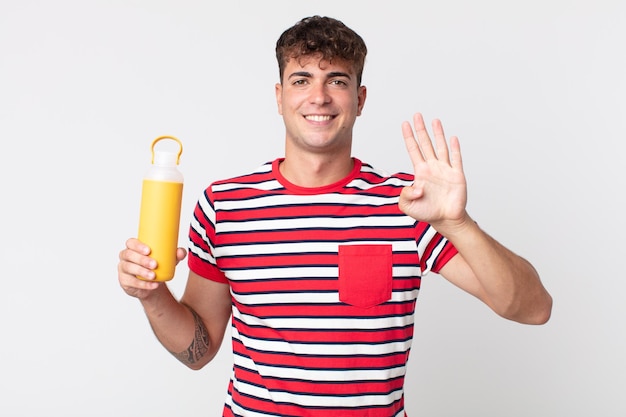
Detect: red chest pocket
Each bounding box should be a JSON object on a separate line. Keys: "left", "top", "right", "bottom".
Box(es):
{"left": 338, "top": 244, "right": 393, "bottom": 308}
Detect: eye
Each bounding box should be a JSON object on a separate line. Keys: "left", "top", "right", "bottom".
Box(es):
{"left": 292, "top": 79, "right": 308, "bottom": 86}
{"left": 329, "top": 79, "right": 348, "bottom": 87}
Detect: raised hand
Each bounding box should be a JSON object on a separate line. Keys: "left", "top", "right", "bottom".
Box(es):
{"left": 399, "top": 113, "right": 469, "bottom": 233}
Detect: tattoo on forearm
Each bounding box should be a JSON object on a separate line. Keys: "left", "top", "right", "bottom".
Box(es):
{"left": 171, "top": 307, "right": 209, "bottom": 365}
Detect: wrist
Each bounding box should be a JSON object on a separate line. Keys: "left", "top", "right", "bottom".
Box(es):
{"left": 431, "top": 211, "right": 476, "bottom": 240}
{"left": 140, "top": 283, "right": 173, "bottom": 316}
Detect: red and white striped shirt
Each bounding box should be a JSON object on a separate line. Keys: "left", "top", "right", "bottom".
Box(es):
{"left": 188, "top": 158, "right": 457, "bottom": 417}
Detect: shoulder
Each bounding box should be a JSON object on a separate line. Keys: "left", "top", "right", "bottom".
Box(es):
{"left": 353, "top": 159, "right": 414, "bottom": 189}
{"left": 211, "top": 160, "right": 274, "bottom": 187}
{"left": 201, "top": 159, "right": 283, "bottom": 198}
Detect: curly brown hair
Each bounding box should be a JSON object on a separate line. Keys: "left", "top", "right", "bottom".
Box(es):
{"left": 275, "top": 16, "right": 367, "bottom": 85}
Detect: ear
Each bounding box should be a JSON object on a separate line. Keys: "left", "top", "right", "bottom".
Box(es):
{"left": 356, "top": 85, "right": 367, "bottom": 116}
{"left": 275, "top": 83, "right": 283, "bottom": 115}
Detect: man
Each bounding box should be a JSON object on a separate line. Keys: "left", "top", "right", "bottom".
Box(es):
{"left": 118, "top": 15, "right": 552, "bottom": 417}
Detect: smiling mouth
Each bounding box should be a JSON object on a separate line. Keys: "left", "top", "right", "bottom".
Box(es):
{"left": 304, "top": 115, "right": 334, "bottom": 122}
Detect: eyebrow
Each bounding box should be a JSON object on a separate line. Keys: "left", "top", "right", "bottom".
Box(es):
{"left": 288, "top": 71, "right": 313, "bottom": 80}
{"left": 327, "top": 71, "right": 351, "bottom": 79}
{"left": 287, "top": 71, "right": 352, "bottom": 80}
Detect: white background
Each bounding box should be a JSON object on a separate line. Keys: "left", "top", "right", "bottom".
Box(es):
{"left": 1, "top": 1, "right": 625, "bottom": 416}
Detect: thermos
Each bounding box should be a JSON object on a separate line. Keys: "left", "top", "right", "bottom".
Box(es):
{"left": 137, "top": 136, "right": 184, "bottom": 281}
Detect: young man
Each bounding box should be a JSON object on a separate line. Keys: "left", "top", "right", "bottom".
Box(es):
{"left": 118, "top": 15, "right": 552, "bottom": 417}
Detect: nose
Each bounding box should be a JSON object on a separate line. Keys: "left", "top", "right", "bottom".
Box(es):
{"left": 309, "top": 82, "right": 331, "bottom": 105}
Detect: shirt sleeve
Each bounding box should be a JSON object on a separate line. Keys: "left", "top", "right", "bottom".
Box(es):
{"left": 430, "top": 240, "right": 458, "bottom": 273}
{"left": 187, "top": 185, "right": 228, "bottom": 284}
{"left": 416, "top": 222, "right": 459, "bottom": 274}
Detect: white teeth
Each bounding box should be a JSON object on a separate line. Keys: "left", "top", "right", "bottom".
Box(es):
{"left": 305, "top": 115, "right": 332, "bottom": 122}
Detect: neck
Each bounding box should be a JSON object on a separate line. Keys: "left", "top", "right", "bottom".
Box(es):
{"left": 279, "top": 151, "right": 354, "bottom": 188}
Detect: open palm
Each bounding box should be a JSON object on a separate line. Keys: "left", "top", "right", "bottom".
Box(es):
{"left": 398, "top": 113, "right": 468, "bottom": 230}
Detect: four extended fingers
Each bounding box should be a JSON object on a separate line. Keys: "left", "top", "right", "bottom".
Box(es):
{"left": 403, "top": 112, "right": 461, "bottom": 168}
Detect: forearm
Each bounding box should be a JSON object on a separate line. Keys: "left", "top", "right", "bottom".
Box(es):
{"left": 140, "top": 285, "right": 212, "bottom": 369}
{"left": 440, "top": 215, "right": 552, "bottom": 324}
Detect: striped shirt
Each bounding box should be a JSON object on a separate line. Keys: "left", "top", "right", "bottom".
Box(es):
{"left": 188, "top": 158, "right": 457, "bottom": 417}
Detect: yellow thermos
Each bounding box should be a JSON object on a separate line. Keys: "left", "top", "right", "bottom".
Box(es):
{"left": 137, "top": 136, "right": 184, "bottom": 281}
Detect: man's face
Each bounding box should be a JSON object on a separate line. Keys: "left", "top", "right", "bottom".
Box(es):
{"left": 275, "top": 55, "right": 366, "bottom": 156}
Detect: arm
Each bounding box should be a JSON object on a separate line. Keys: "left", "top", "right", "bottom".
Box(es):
{"left": 118, "top": 238, "right": 232, "bottom": 370}
{"left": 399, "top": 113, "right": 552, "bottom": 324}
{"left": 436, "top": 223, "right": 552, "bottom": 324}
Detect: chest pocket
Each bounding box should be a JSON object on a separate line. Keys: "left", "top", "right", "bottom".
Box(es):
{"left": 338, "top": 244, "right": 393, "bottom": 308}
